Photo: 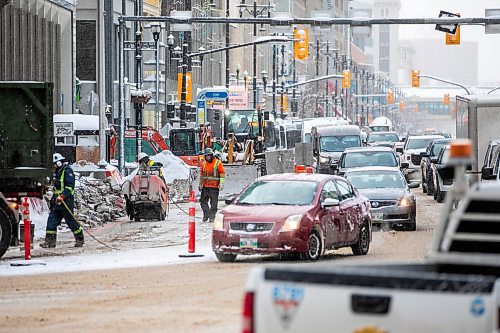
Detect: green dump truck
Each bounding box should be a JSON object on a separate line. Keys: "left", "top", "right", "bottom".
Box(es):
{"left": 0, "top": 82, "right": 53, "bottom": 259}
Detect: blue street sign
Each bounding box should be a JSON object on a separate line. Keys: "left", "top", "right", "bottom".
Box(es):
{"left": 197, "top": 100, "right": 205, "bottom": 109}
{"left": 205, "top": 91, "right": 228, "bottom": 100}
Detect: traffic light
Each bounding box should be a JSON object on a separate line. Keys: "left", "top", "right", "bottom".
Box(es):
{"left": 341, "top": 70, "right": 351, "bottom": 88}
{"left": 411, "top": 70, "right": 420, "bottom": 88}
{"left": 293, "top": 28, "right": 309, "bottom": 60}
{"left": 387, "top": 90, "right": 394, "bottom": 104}
{"left": 444, "top": 93, "right": 450, "bottom": 106}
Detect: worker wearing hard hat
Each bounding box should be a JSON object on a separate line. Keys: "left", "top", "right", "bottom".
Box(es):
{"left": 40, "top": 153, "right": 84, "bottom": 248}
{"left": 199, "top": 148, "right": 225, "bottom": 222}
{"left": 138, "top": 152, "right": 165, "bottom": 180}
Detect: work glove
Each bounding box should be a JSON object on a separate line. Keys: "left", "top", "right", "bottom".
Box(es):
{"left": 55, "top": 195, "right": 65, "bottom": 205}
{"left": 219, "top": 184, "right": 224, "bottom": 191}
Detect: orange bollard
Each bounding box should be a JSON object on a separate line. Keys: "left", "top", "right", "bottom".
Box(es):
{"left": 22, "top": 198, "right": 31, "bottom": 260}
{"left": 179, "top": 190, "right": 204, "bottom": 258}
{"left": 188, "top": 190, "right": 196, "bottom": 253}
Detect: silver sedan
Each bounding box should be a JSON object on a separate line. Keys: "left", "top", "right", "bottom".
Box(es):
{"left": 344, "top": 166, "right": 419, "bottom": 231}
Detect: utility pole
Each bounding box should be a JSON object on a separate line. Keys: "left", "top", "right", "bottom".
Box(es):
{"left": 180, "top": 43, "right": 189, "bottom": 126}
{"left": 324, "top": 41, "right": 329, "bottom": 117}
{"left": 272, "top": 44, "right": 277, "bottom": 119}
{"left": 134, "top": 0, "right": 143, "bottom": 158}
{"left": 97, "top": 0, "right": 106, "bottom": 161}
{"left": 224, "top": 0, "right": 230, "bottom": 139}
{"left": 315, "top": 39, "right": 319, "bottom": 117}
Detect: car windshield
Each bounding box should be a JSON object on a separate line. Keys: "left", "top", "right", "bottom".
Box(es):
{"left": 320, "top": 135, "right": 361, "bottom": 152}
{"left": 407, "top": 137, "right": 441, "bottom": 150}
{"left": 236, "top": 180, "right": 317, "bottom": 205}
{"left": 341, "top": 151, "right": 397, "bottom": 168}
{"left": 368, "top": 133, "right": 399, "bottom": 143}
{"left": 346, "top": 171, "right": 406, "bottom": 189}
{"left": 431, "top": 142, "right": 448, "bottom": 156}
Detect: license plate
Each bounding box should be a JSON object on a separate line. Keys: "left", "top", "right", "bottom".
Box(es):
{"left": 240, "top": 238, "right": 258, "bottom": 249}
{"left": 371, "top": 213, "right": 384, "bottom": 221}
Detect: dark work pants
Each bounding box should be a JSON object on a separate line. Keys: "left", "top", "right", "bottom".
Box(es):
{"left": 200, "top": 187, "right": 219, "bottom": 221}
{"left": 46, "top": 207, "right": 81, "bottom": 234}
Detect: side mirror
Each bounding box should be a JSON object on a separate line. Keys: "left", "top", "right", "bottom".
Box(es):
{"left": 408, "top": 181, "right": 420, "bottom": 189}
{"left": 430, "top": 157, "right": 438, "bottom": 163}
{"left": 396, "top": 147, "right": 404, "bottom": 154}
{"left": 420, "top": 152, "right": 429, "bottom": 157}
{"left": 224, "top": 196, "right": 236, "bottom": 205}
{"left": 481, "top": 166, "right": 497, "bottom": 180}
{"left": 400, "top": 162, "right": 409, "bottom": 169}
{"left": 400, "top": 138, "right": 406, "bottom": 142}
{"left": 331, "top": 164, "right": 339, "bottom": 171}
{"left": 322, "top": 198, "right": 339, "bottom": 208}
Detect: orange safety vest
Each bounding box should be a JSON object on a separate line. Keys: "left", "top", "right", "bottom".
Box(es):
{"left": 200, "top": 159, "right": 225, "bottom": 188}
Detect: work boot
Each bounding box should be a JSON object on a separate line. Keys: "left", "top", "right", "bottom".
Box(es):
{"left": 74, "top": 231, "right": 85, "bottom": 247}
{"left": 40, "top": 234, "right": 56, "bottom": 248}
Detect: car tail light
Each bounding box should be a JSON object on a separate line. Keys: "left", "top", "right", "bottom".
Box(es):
{"left": 242, "top": 292, "right": 254, "bottom": 333}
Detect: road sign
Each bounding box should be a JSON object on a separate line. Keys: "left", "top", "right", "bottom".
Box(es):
{"left": 435, "top": 11, "right": 460, "bottom": 34}
{"left": 446, "top": 25, "right": 460, "bottom": 45}
{"left": 205, "top": 91, "right": 228, "bottom": 100}
{"left": 485, "top": 9, "right": 500, "bottom": 34}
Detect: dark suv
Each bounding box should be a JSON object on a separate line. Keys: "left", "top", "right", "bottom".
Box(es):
{"left": 419, "top": 138, "right": 451, "bottom": 195}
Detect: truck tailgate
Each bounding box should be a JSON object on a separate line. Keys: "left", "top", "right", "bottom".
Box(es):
{"left": 248, "top": 265, "right": 500, "bottom": 333}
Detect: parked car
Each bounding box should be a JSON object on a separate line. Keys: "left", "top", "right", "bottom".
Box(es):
{"left": 212, "top": 173, "right": 372, "bottom": 262}
{"left": 481, "top": 138, "right": 500, "bottom": 183}
{"left": 367, "top": 131, "right": 399, "bottom": 147}
{"left": 336, "top": 146, "right": 408, "bottom": 176}
{"left": 345, "top": 167, "right": 419, "bottom": 231}
{"left": 396, "top": 134, "right": 444, "bottom": 181}
{"left": 419, "top": 138, "right": 452, "bottom": 195}
{"left": 430, "top": 145, "right": 453, "bottom": 203}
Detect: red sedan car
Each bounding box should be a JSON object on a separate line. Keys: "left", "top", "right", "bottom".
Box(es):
{"left": 212, "top": 173, "right": 372, "bottom": 262}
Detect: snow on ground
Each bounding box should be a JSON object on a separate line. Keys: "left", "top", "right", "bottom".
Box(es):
{"left": 0, "top": 241, "right": 217, "bottom": 276}
{"left": 124, "top": 150, "right": 194, "bottom": 184}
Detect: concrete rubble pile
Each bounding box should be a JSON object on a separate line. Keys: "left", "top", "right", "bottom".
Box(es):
{"left": 74, "top": 176, "right": 126, "bottom": 227}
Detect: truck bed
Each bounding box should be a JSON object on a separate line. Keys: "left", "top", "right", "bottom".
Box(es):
{"left": 249, "top": 263, "right": 500, "bottom": 333}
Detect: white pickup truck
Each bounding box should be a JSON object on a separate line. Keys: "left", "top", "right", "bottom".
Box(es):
{"left": 243, "top": 152, "right": 500, "bottom": 333}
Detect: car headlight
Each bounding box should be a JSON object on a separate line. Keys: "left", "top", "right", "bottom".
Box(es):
{"left": 399, "top": 197, "right": 411, "bottom": 206}
{"left": 319, "top": 156, "right": 329, "bottom": 164}
{"left": 213, "top": 213, "right": 224, "bottom": 230}
{"left": 282, "top": 214, "right": 303, "bottom": 231}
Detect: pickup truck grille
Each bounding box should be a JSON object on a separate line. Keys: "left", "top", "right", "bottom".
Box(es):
{"left": 411, "top": 154, "right": 422, "bottom": 166}
{"left": 448, "top": 199, "right": 500, "bottom": 255}
{"left": 230, "top": 222, "right": 274, "bottom": 232}
{"left": 370, "top": 200, "right": 397, "bottom": 208}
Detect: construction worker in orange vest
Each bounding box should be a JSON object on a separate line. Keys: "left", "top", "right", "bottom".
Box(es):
{"left": 199, "top": 148, "right": 225, "bottom": 222}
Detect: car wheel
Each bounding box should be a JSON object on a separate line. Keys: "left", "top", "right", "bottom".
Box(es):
{"left": 422, "top": 171, "right": 427, "bottom": 193}
{"left": 406, "top": 213, "right": 417, "bottom": 231}
{"left": 0, "top": 207, "right": 13, "bottom": 259}
{"left": 305, "top": 231, "right": 322, "bottom": 261}
{"left": 426, "top": 175, "right": 434, "bottom": 196}
{"left": 436, "top": 183, "right": 446, "bottom": 203}
{"left": 351, "top": 223, "right": 370, "bottom": 256}
{"left": 215, "top": 252, "right": 237, "bottom": 263}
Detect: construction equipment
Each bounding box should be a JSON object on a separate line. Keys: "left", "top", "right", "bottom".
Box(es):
{"left": 0, "top": 82, "right": 53, "bottom": 259}
{"left": 122, "top": 165, "right": 169, "bottom": 222}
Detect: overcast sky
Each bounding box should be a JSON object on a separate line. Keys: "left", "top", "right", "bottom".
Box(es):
{"left": 398, "top": 0, "right": 500, "bottom": 85}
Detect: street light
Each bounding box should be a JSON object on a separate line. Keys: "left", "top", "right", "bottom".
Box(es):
{"left": 261, "top": 69, "right": 268, "bottom": 94}
{"left": 150, "top": 22, "right": 162, "bottom": 130}
{"left": 236, "top": 64, "right": 241, "bottom": 85}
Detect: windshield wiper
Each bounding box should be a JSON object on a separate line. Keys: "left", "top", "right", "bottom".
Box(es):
{"left": 236, "top": 202, "right": 255, "bottom": 205}
{"left": 267, "top": 202, "right": 291, "bottom": 205}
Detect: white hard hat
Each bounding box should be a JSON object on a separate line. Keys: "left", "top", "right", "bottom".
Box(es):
{"left": 53, "top": 153, "right": 65, "bottom": 163}
{"left": 138, "top": 152, "right": 148, "bottom": 161}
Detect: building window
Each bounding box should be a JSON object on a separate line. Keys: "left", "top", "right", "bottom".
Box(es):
{"left": 76, "top": 21, "right": 97, "bottom": 81}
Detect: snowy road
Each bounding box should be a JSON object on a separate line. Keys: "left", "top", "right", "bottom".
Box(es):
{"left": 0, "top": 190, "right": 441, "bottom": 333}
